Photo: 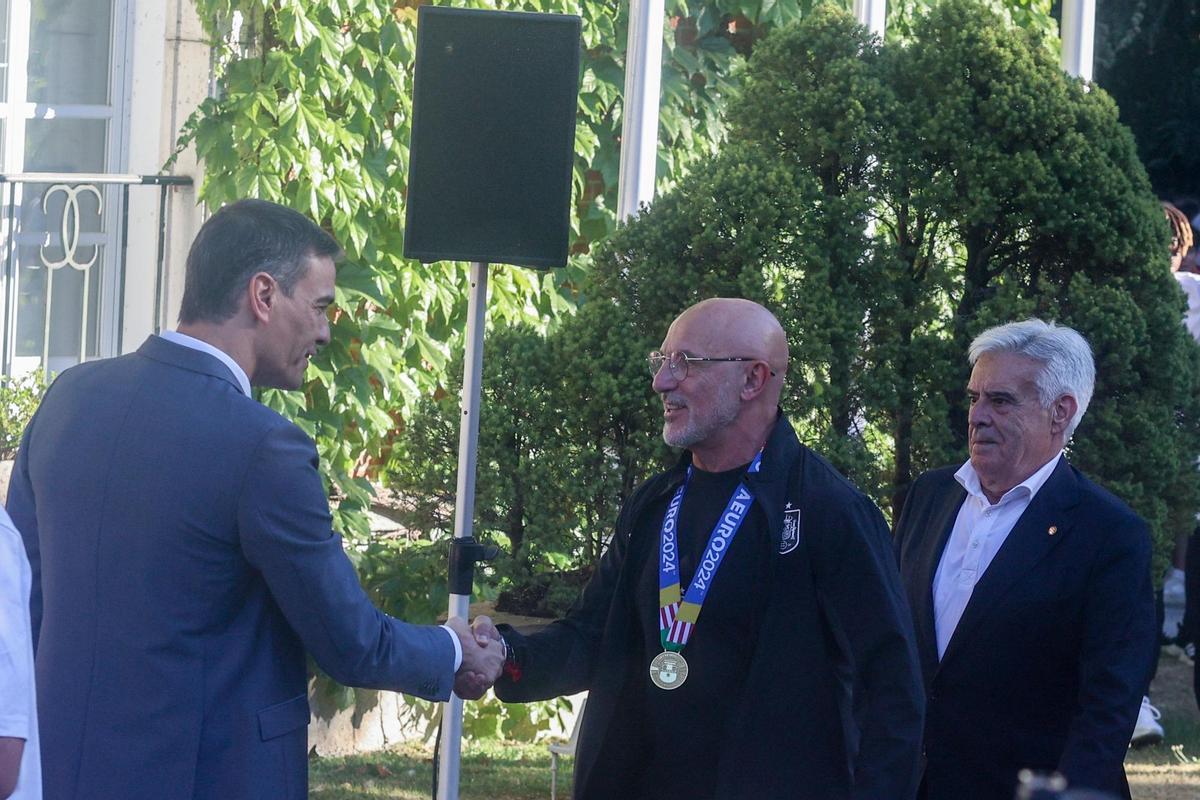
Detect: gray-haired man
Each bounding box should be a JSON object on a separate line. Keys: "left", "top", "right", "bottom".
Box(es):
{"left": 894, "top": 319, "right": 1156, "bottom": 800}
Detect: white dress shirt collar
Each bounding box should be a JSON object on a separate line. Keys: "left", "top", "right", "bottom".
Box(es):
{"left": 931, "top": 450, "right": 1064, "bottom": 659}
{"left": 953, "top": 449, "right": 1063, "bottom": 507}
{"left": 158, "top": 330, "right": 252, "bottom": 397}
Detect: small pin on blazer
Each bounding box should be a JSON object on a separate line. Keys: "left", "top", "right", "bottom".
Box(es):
{"left": 1048, "top": 525, "right": 1058, "bottom": 536}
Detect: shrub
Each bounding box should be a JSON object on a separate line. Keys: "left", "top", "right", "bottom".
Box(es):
{"left": 392, "top": 0, "right": 1200, "bottom": 596}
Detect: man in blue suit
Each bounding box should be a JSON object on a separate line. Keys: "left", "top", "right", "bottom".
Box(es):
{"left": 894, "top": 319, "right": 1156, "bottom": 800}
{"left": 8, "top": 199, "right": 504, "bottom": 800}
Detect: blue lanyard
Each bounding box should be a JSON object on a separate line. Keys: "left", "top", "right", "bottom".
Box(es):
{"left": 657, "top": 451, "right": 762, "bottom": 650}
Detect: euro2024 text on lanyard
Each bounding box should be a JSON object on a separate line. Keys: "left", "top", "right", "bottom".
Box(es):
{"left": 650, "top": 452, "right": 762, "bottom": 691}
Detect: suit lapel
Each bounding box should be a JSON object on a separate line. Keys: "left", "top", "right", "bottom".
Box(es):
{"left": 137, "top": 335, "right": 246, "bottom": 395}
{"left": 937, "top": 457, "right": 1079, "bottom": 671}
{"left": 913, "top": 485, "right": 966, "bottom": 686}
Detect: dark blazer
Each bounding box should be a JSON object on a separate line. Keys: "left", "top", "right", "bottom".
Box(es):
{"left": 8, "top": 336, "right": 456, "bottom": 800}
{"left": 496, "top": 415, "right": 924, "bottom": 800}
{"left": 894, "top": 458, "right": 1156, "bottom": 800}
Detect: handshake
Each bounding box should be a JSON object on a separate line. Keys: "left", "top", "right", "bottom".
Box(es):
{"left": 445, "top": 615, "right": 506, "bottom": 700}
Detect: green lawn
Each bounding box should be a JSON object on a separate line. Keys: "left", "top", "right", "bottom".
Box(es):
{"left": 1125, "top": 714, "right": 1200, "bottom": 768}
{"left": 310, "top": 739, "right": 569, "bottom": 800}
{"left": 1122, "top": 652, "right": 1200, "bottom": 800}
{"left": 1126, "top": 651, "right": 1200, "bottom": 768}
{"left": 312, "top": 652, "right": 1200, "bottom": 800}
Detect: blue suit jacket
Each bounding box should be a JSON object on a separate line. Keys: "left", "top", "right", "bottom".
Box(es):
{"left": 9, "top": 336, "right": 456, "bottom": 800}
{"left": 894, "top": 458, "right": 1156, "bottom": 800}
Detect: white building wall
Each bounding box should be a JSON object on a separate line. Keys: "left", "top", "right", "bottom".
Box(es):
{"left": 119, "top": 0, "right": 207, "bottom": 350}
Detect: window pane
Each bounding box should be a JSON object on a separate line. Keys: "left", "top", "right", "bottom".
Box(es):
{"left": 27, "top": 0, "right": 112, "bottom": 105}
{"left": 14, "top": 250, "right": 100, "bottom": 368}
{"left": 0, "top": 0, "right": 10, "bottom": 103}
{"left": 24, "top": 117, "right": 107, "bottom": 171}
{"left": 15, "top": 252, "right": 48, "bottom": 359}
{"left": 4, "top": 1, "right": 119, "bottom": 375}
{"left": 14, "top": 183, "right": 105, "bottom": 367}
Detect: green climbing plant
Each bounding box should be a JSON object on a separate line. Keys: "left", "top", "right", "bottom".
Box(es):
{"left": 180, "top": 0, "right": 825, "bottom": 538}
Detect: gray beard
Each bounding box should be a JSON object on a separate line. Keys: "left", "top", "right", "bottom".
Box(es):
{"left": 662, "top": 391, "right": 741, "bottom": 450}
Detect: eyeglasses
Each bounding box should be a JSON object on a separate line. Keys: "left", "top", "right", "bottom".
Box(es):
{"left": 647, "top": 350, "right": 777, "bottom": 381}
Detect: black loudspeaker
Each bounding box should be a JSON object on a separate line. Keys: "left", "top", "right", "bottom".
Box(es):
{"left": 404, "top": 7, "right": 581, "bottom": 270}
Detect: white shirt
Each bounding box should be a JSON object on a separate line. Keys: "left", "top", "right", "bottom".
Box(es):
{"left": 0, "top": 506, "right": 41, "bottom": 799}
{"left": 159, "top": 329, "right": 252, "bottom": 396}
{"left": 1175, "top": 271, "right": 1200, "bottom": 343}
{"left": 932, "top": 452, "right": 1063, "bottom": 659}
{"left": 156, "top": 331, "right": 463, "bottom": 671}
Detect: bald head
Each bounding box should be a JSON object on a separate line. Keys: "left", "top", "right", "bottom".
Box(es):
{"left": 653, "top": 298, "right": 788, "bottom": 471}
{"left": 669, "top": 298, "right": 788, "bottom": 392}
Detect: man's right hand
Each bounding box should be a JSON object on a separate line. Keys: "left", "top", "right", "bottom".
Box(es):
{"left": 445, "top": 616, "right": 504, "bottom": 700}
{"left": 471, "top": 615, "right": 501, "bottom": 644}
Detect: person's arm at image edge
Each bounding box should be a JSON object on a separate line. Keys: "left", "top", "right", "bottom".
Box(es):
{"left": 0, "top": 737, "right": 22, "bottom": 799}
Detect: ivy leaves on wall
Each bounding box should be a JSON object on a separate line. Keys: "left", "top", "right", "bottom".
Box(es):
{"left": 180, "top": 0, "right": 767, "bottom": 537}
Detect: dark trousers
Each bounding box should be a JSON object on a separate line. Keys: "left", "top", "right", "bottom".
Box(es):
{"left": 1186, "top": 527, "right": 1200, "bottom": 711}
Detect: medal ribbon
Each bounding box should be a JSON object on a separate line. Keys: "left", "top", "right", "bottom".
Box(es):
{"left": 658, "top": 452, "right": 762, "bottom": 652}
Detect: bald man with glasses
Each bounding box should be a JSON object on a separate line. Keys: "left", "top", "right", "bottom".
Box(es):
{"left": 474, "top": 298, "right": 924, "bottom": 800}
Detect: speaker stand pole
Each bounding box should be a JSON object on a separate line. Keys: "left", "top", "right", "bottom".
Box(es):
{"left": 437, "top": 260, "right": 489, "bottom": 800}
{"left": 616, "top": 0, "right": 665, "bottom": 222}
{"left": 852, "top": 0, "right": 886, "bottom": 37}
{"left": 1060, "top": 0, "right": 1095, "bottom": 81}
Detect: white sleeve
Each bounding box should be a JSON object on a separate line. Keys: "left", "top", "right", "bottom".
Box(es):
{"left": 0, "top": 527, "right": 33, "bottom": 741}
{"left": 1173, "top": 273, "right": 1200, "bottom": 342}
{"left": 440, "top": 625, "right": 464, "bottom": 671}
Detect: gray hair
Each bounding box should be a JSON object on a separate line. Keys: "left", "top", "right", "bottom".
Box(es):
{"left": 968, "top": 319, "right": 1095, "bottom": 439}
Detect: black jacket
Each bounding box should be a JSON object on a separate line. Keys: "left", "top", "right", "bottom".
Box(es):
{"left": 496, "top": 415, "right": 924, "bottom": 799}
{"left": 894, "top": 459, "right": 1156, "bottom": 800}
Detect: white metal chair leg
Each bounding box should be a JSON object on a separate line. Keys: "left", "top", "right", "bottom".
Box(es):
{"left": 547, "top": 695, "right": 584, "bottom": 799}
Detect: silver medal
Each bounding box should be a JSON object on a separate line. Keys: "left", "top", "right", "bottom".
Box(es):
{"left": 649, "top": 650, "right": 689, "bottom": 690}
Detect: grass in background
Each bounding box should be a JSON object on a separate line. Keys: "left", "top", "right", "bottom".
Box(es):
{"left": 310, "top": 739, "right": 568, "bottom": 800}
{"left": 312, "top": 654, "right": 1200, "bottom": 799}
{"left": 1126, "top": 713, "right": 1200, "bottom": 768}
{"left": 1126, "top": 652, "right": 1200, "bottom": 768}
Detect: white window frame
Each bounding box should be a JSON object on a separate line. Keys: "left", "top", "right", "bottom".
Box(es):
{"left": 0, "top": 0, "right": 133, "bottom": 375}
